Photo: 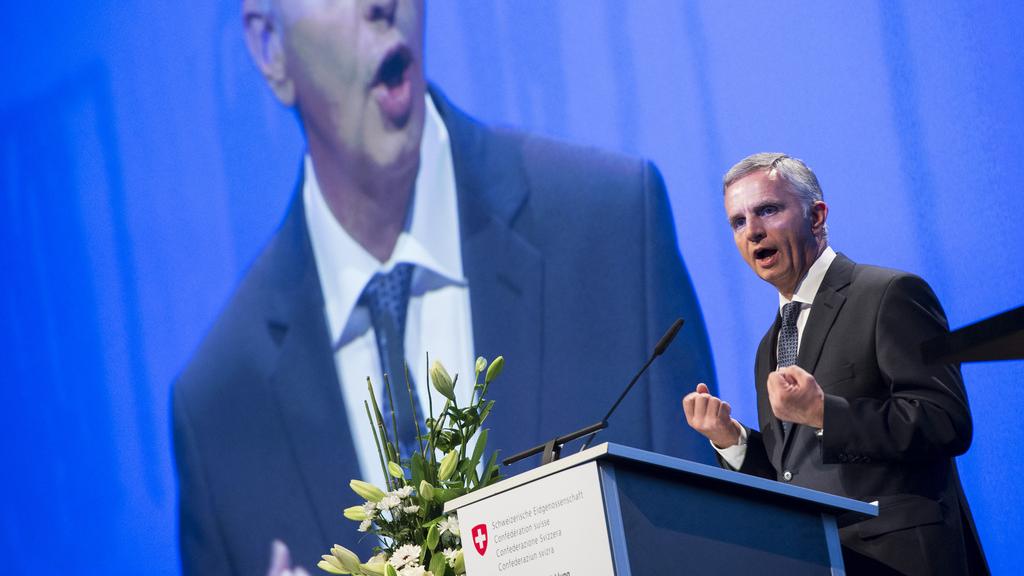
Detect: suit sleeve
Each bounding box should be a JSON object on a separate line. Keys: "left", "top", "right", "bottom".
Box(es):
{"left": 641, "top": 161, "right": 719, "bottom": 463}
{"left": 821, "top": 274, "right": 972, "bottom": 463}
{"left": 173, "top": 382, "right": 235, "bottom": 576}
{"left": 729, "top": 427, "right": 778, "bottom": 479}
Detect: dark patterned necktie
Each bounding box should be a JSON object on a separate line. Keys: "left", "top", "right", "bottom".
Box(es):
{"left": 361, "top": 263, "right": 423, "bottom": 461}
{"left": 778, "top": 301, "right": 801, "bottom": 435}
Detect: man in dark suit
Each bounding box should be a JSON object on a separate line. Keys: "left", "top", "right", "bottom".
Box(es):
{"left": 682, "top": 153, "right": 987, "bottom": 574}
{"left": 173, "top": 1, "right": 716, "bottom": 574}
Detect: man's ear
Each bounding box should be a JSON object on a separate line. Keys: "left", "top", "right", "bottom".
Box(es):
{"left": 810, "top": 200, "right": 829, "bottom": 237}
{"left": 242, "top": 2, "right": 295, "bottom": 106}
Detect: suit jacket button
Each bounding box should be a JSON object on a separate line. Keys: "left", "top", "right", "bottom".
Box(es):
{"left": 783, "top": 470, "right": 793, "bottom": 481}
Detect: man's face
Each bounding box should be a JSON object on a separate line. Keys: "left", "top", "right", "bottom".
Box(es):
{"left": 273, "top": 0, "right": 425, "bottom": 183}
{"left": 724, "top": 170, "right": 826, "bottom": 297}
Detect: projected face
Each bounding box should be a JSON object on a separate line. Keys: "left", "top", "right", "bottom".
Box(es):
{"left": 724, "top": 170, "right": 827, "bottom": 298}
{"left": 257, "top": 0, "right": 426, "bottom": 187}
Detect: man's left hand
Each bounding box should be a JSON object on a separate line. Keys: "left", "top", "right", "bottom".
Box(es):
{"left": 767, "top": 365, "right": 824, "bottom": 429}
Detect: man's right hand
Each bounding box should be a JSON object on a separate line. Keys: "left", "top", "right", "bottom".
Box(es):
{"left": 682, "top": 383, "right": 743, "bottom": 448}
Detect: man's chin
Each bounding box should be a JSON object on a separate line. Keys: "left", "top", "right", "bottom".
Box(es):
{"left": 363, "top": 138, "right": 421, "bottom": 186}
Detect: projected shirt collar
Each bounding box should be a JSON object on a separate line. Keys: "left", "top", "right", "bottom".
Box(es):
{"left": 304, "top": 94, "right": 465, "bottom": 347}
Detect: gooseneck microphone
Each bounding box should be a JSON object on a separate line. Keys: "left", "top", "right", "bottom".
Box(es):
{"left": 502, "top": 318, "right": 685, "bottom": 467}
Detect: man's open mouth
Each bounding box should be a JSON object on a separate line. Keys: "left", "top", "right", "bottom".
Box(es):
{"left": 754, "top": 247, "right": 778, "bottom": 262}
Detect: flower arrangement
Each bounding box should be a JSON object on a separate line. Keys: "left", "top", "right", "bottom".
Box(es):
{"left": 318, "top": 356, "right": 505, "bottom": 576}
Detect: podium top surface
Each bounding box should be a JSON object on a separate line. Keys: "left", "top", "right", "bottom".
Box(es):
{"left": 922, "top": 303, "right": 1024, "bottom": 363}
{"left": 445, "top": 442, "right": 877, "bottom": 519}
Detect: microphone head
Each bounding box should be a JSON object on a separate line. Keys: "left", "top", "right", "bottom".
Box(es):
{"left": 653, "top": 318, "right": 685, "bottom": 356}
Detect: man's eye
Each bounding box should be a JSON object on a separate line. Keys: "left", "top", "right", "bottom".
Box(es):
{"left": 731, "top": 218, "right": 745, "bottom": 230}
{"left": 759, "top": 205, "right": 779, "bottom": 217}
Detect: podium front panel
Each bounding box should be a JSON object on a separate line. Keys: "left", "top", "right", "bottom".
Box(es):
{"left": 602, "top": 461, "right": 838, "bottom": 575}
{"left": 457, "top": 461, "right": 615, "bottom": 576}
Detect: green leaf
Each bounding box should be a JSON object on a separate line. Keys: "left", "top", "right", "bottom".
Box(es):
{"left": 410, "top": 452, "right": 427, "bottom": 487}
{"left": 436, "top": 487, "right": 468, "bottom": 503}
{"left": 429, "top": 550, "right": 449, "bottom": 576}
{"left": 470, "top": 429, "right": 488, "bottom": 469}
{"left": 478, "top": 400, "right": 495, "bottom": 425}
{"left": 454, "top": 549, "right": 465, "bottom": 574}
{"left": 426, "top": 523, "right": 440, "bottom": 550}
{"left": 385, "top": 563, "right": 398, "bottom": 576}
{"left": 481, "top": 450, "right": 500, "bottom": 486}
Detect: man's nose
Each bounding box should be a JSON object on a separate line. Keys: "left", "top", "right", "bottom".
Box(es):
{"left": 746, "top": 218, "right": 766, "bottom": 242}
{"left": 364, "top": 0, "right": 397, "bottom": 25}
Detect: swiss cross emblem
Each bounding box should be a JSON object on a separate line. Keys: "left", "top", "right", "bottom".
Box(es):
{"left": 472, "top": 523, "right": 489, "bottom": 556}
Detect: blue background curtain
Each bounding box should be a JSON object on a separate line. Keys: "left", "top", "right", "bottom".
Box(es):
{"left": 3, "top": 1, "right": 1022, "bottom": 573}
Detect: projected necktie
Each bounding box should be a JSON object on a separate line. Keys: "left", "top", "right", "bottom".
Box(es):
{"left": 777, "top": 301, "right": 801, "bottom": 435}
{"left": 361, "top": 263, "right": 423, "bottom": 461}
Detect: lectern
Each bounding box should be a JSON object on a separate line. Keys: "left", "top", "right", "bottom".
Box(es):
{"left": 445, "top": 443, "right": 876, "bottom": 575}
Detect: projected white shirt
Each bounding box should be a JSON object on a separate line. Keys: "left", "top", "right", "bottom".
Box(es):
{"left": 304, "top": 95, "right": 476, "bottom": 491}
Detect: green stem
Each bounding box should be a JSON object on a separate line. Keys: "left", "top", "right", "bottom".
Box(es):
{"left": 365, "top": 400, "right": 392, "bottom": 492}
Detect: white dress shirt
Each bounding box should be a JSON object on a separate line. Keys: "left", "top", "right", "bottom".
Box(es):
{"left": 304, "top": 95, "right": 476, "bottom": 490}
{"left": 716, "top": 246, "right": 837, "bottom": 469}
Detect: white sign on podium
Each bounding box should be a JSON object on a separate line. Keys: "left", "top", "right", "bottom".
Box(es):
{"left": 456, "top": 461, "right": 614, "bottom": 576}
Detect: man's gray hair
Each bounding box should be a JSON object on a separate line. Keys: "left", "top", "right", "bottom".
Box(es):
{"left": 723, "top": 152, "right": 824, "bottom": 209}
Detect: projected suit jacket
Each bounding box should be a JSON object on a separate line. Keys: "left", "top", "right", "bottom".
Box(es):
{"left": 172, "top": 89, "right": 716, "bottom": 575}
{"left": 738, "top": 254, "right": 987, "bottom": 575}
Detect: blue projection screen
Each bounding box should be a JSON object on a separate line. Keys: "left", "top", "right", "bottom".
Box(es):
{"left": 3, "top": 1, "right": 1021, "bottom": 574}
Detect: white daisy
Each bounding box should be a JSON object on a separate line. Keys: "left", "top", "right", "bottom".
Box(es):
{"left": 438, "top": 515, "right": 460, "bottom": 536}
{"left": 390, "top": 544, "right": 422, "bottom": 570}
{"left": 442, "top": 547, "right": 458, "bottom": 567}
{"left": 380, "top": 494, "right": 402, "bottom": 510}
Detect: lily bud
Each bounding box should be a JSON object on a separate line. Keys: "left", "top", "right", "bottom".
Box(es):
{"left": 330, "top": 544, "right": 363, "bottom": 573}
{"left": 430, "top": 360, "right": 456, "bottom": 401}
{"left": 350, "top": 479, "right": 385, "bottom": 503}
{"left": 360, "top": 556, "right": 388, "bottom": 576}
{"left": 343, "top": 505, "right": 368, "bottom": 521}
{"left": 438, "top": 450, "right": 459, "bottom": 482}
{"left": 419, "top": 480, "right": 435, "bottom": 501}
{"left": 475, "top": 356, "right": 487, "bottom": 376}
{"left": 387, "top": 461, "right": 405, "bottom": 479}
{"left": 485, "top": 355, "right": 505, "bottom": 384}
{"left": 317, "top": 556, "right": 346, "bottom": 574}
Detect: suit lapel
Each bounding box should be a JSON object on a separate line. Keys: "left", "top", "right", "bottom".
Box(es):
{"left": 797, "top": 253, "right": 854, "bottom": 373}
{"left": 756, "top": 315, "right": 785, "bottom": 452}
{"left": 263, "top": 193, "right": 359, "bottom": 549}
{"left": 777, "top": 253, "right": 853, "bottom": 462}
{"left": 432, "top": 88, "right": 545, "bottom": 455}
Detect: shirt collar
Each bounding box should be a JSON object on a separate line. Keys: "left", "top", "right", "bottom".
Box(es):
{"left": 304, "top": 94, "right": 464, "bottom": 346}
{"left": 778, "top": 246, "right": 837, "bottom": 310}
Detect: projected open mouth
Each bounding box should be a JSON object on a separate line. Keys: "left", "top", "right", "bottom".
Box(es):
{"left": 372, "top": 44, "right": 414, "bottom": 126}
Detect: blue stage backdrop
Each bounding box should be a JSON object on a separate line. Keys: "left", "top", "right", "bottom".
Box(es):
{"left": 3, "top": 1, "right": 1022, "bottom": 574}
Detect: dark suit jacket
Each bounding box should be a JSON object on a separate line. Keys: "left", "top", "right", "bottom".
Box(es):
{"left": 737, "top": 253, "right": 987, "bottom": 575}
{"left": 172, "top": 89, "right": 717, "bottom": 575}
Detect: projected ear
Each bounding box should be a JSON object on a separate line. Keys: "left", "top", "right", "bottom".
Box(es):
{"left": 242, "top": 3, "right": 295, "bottom": 105}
